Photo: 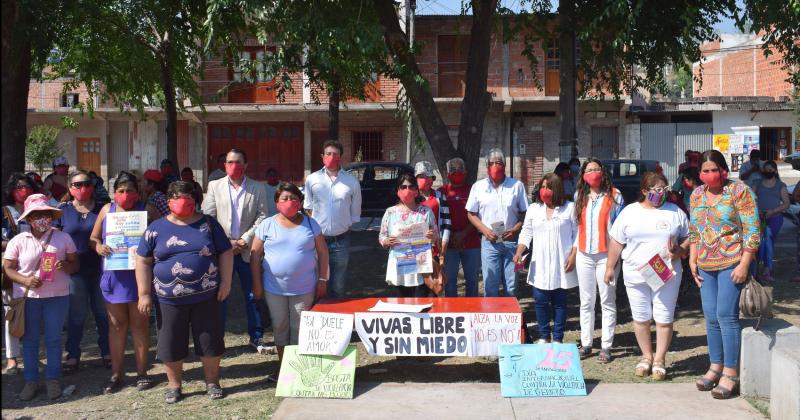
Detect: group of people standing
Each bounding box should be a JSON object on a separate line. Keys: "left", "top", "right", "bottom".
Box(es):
{"left": 0, "top": 140, "right": 791, "bottom": 404}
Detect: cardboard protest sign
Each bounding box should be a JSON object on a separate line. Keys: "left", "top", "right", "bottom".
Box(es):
{"left": 355, "top": 313, "right": 470, "bottom": 356}
{"left": 276, "top": 345, "right": 357, "bottom": 399}
{"left": 469, "top": 313, "right": 522, "bottom": 356}
{"left": 298, "top": 311, "right": 354, "bottom": 357}
{"left": 499, "top": 343, "right": 587, "bottom": 397}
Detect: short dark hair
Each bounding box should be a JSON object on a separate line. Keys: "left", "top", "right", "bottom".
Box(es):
{"left": 216, "top": 153, "right": 226, "bottom": 163}
{"left": 227, "top": 148, "right": 248, "bottom": 163}
{"left": 113, "top": 171, "right": 140, "bottom": 192}
{"left": 273, "top": 182, "right": 303, "bottom": 203}
{"left": 700, "top": 149, "right": 729, "bottom": 173}
{"left": 533, "top": 173, "right": 567, "bottom": 206}
{"left": 322, "top": 140, "right": 344, "bottom": 155}
{"left": 638, "top": 171, "right": 669, "bottom": 202}
{"left": 181, "top": 167, "right": 193, "bottom": 174}
{"left": 62, "top": 170, "right": 95, "bottom": 202}
{"left": 167, "top": 180, "right": 202, "bottom": 203}
{"left": 554, "top": 162, "right": 570, "bottom": 176}
{"left": 266, "top": 167, "right": 278, "bottom": 176}
{"left": 683, "top": 166, "right": 701, "bottom": 185}
{"left": 749, "top": 149, "right": 761, "bottom": 159}
{"left": 5, "top": 172, "right": 38, "bottom": 205}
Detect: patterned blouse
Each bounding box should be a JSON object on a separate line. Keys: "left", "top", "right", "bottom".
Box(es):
{"left": 379, "top": 204, "right": 438, "bottom": 287}
{"left": 689, "top": 181, "right": 760, "bottom": 271}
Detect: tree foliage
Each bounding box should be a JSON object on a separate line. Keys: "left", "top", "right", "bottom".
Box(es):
{"left": 25, "top": 125, "right": 64, "bottom": 175}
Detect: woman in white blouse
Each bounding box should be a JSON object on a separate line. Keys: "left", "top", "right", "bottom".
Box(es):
{"left": 514, "top": 173, "right": 577, "bottom": 344}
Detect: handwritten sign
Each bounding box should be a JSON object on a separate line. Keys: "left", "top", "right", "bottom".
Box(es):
{"left": 469, "top": 313, "right": 522, "bottom": 356}
{"left": 499, "top": 344, "right": 587, "bottom": 397}
{"left": 298, "top": 311, "right": 353, "bottom": 357}
{"left": 355, "top": 313, "right": 470, "bottom": 356}
{"left": 104, "top": 211, "right": 147, "bottom": 270}
{"left": 276, "top": 344, "right": 356, "bottom": 399}
{"left": 713, "top": 134, "right": 730, "bottom": 153}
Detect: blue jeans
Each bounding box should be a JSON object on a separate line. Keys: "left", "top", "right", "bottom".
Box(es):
{"left": 444, "top": 248, "right": 481, "bottom": 297}
{"left": 222, "top": 255, "right": 263, "bottom": 342}
{"left": 481, "top": 238, "right": 517, "bottom": 297}
{"left": 700, "top": 267, "right": 744, "bottom": 368}
{"left": 65, "top": 266, "right": 110, "bottom": 360}
{"left": 23, "top": 296, "right": 69, "bottom": 382}
{"left": 533, "top": 287, "right": 568, "bottom": 342}
{"left": 326, "top": 233, "right": 351, "bottom": 298}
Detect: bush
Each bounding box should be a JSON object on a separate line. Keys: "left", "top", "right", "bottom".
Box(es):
{"left": 26, "top": 125, "right": 64, "bottom": 174}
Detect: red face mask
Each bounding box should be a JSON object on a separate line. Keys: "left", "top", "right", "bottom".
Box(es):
{"left": 448, "top": 172, "right": 465, "bottom": 185}
{"left": 13, "top": 187, "right": 33, "bottom": 204}
{"left": 276, "top": 199, "right": 301, "bottom": 218}
{"left": 168, "top": 197, "right": 195, "bottom": 218}
{"left": 323, "top": 155, "right": 341, "bottom": 170}
{"left": 700, "top": 170, "right": 727, "bottom": 188}
{"left": 266, "top": 176, "right": 279, "bottom": 186}
{"left": 488, "top": 165, "right": 505, "bottom": 182}
{"left": 582, "top": 171, "right": 603, "bottom": 188}
{"left": 69, "top": 186, "right": 94, "bottom": 201}
{"left": 539, "top": 188, "right": 554, "bottom": 205}
{"left": 225, "top": 162, "right": 246, "bottom": 180}
{"left": 417, "top": 177, "right": 433, "bottom": 192}
{"left": 397, "top": 189, "right": 418, "bottom": 205}
{"left": 114, "top": 191, "right": 139, "bottom": 210}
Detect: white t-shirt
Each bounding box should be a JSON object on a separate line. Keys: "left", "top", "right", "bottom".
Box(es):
{"left": 608, "top": 202, "right": 689, "bottom": 286}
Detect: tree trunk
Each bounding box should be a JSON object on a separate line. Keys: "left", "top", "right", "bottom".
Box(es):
{"left": 373, "top": 0, "right": 457, "bottom": 176}
{"left": 557, "top": 0, "right": 578, "bottom": 162}
{"left": 328, "top": 76, "right": 340, "bottom": 141}
{"left": 158, "top": 38, "right": 179, "bottom": 165}
{"left": 456, "top": 0, "right": 498, "bottom": 184}
{"left": 1, "top": 0, "right": 32, "bottom": 190}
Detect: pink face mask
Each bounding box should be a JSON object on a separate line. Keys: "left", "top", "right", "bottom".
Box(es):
{"left": 582, "top": 171, "right": 603, "bottom": 188}
{"left": 539, "top": 188, "right": 554, "bottom": 205}
{"left": 397, "top": 189, "right": 418, "bottom": 205}
{"left": 323, "top": 155, "right": 341, "bottom": 170}
{"left": 276, "top": 199, "right": 301, "bottom": 218}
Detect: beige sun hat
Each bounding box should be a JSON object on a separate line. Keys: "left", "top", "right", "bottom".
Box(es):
{"left": 17, "top": 194, "right": 63, "bottom": 222}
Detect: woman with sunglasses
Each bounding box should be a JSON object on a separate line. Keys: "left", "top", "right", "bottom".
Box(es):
{"left": 605, "top": 172, "right": 689, "bottom": 381}
{"left": 379, "top": 173, "right": 438, "bottom": 297}
{"left": 57, "top": 171, "right": 111, "bottom": 374}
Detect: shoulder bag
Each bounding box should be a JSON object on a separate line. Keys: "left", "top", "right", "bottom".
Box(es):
{"left": 5, "top": 230, "right": 54, "bottom": 338}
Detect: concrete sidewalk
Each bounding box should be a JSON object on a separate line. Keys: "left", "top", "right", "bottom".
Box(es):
{"left": 273, "top": 382, "right": 764, "bottom": 420}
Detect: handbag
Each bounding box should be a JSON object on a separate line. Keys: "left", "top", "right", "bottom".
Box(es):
{"left": 739, "top": 274, "right": 773, "bottom": 330}
{"left": 5, "top": 230, "right": 54, "bottom": 338}
{"left": 423, "top": 257, "right": 446, "bottom": 296}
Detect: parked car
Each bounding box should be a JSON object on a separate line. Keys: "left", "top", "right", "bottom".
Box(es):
{"left": 784, "top": 152, "right": 800, "bottom": 171}
{"left": 601, "top": 159, "right": 662, "bottom": 205}
{"left": 345, "top": 161, "right": 414, "bottom": 217}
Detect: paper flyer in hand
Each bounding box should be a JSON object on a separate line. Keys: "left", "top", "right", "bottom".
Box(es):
{"left": 394, "top": 222, "right": 433, "bottom": 275}
{"left": 39, "top": 251, "right": 57, "bottom": 282}
{"left": 491, "top": 221, "right": 505, "bottom": 243}
{"left": 637, "top": 250, "right": 675, "bottom": 292}
{"left": 104, "top": 211, "right": 147, "bottom": 271}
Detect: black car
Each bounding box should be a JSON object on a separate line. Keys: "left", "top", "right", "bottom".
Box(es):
{"left": 345, "top": 161, "right": 414, "bottom": 217}
{"left": 601, "top": 159, "right": 662, "bottom": 205}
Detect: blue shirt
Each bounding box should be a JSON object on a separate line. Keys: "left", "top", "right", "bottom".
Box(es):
{"left": 256, "top": 215, "right": 321, "bottom": 296}
{"left": 137, "top": 216, "right": 232, "bottom": 305}
{"left": 56, "top": 201, "right": 103, "bottom": 269}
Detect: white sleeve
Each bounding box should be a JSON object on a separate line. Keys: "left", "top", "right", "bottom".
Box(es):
{"left": 465, "top": 183, "right": 480, "bottom": 213}
{"left": 303, "top": 176, "right": 313, "bottom": 210}
{"left": 608, "top": 208, "right": 628, "bottom": 244}
{"left": 517, "top": 206, "right": 535, "bottom": 249}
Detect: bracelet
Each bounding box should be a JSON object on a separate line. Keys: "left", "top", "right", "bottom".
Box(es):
{"left": 318, "top": 278, "right": 328, "bottom": 282}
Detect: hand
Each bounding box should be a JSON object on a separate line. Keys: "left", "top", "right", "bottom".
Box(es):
{"left": 603, "top": 268, "right": 616, "bottom": 286}
{"left": 316, "top": 281, "right": 328, "bottom": 300}
{"left": 731, "top": 263, "right": 749, "bottom": 284}
{"left": 482, "top": 228, "right": 498, "bottom": 242}
{"left": 55, "top": 260, "right": 64, "bottom": 271}
{"left": 668, "top": 244, "right": 686, "bottom": 260}
{"left": 218, "top": 280, "right": 232, "bottom": 301}
{"left": 236, "top": 239, "right": 247, "bottom": 248}
{"left": 564, "top": 253, "right": 576, "bottom": 273}
{"left": 96, "top": 244, "right": 113, "bottom": 257}
{"left": 25, "top": 275, "right": 42, "bottom": 289}
{"left": 137, "top": 294, "right": 152, "bottom": 316}
{"left": 501, "top": 230, "right": 516, "bottom": 241}
{"left": 425, "top": 229, "right": 434, "bottom": 240}
{"left": 512, "top": 252, "right": 525, "bottom": 265}
{"left": 383, "top": 236, "right": 400, "bottom": 247}
{"left": 690, "top": 261, "right": 703, "bottom": 287}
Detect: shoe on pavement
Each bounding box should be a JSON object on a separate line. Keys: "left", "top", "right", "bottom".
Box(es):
{"left": 46, "top": 379, "right": 61, "bottom": 399}
{"left": 19, "top": 381, "right": 38, "bottom": 401}
{"left": 249, "top": 338, "right": 266, "bottom": 351}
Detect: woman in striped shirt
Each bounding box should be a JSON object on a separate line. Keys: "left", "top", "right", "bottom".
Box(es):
{"left": 573, "top": 159, "right": 624, "bottom": 363}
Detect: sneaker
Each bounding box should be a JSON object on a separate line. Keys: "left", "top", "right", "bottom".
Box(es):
{"left": 535, "top": 339, "right": 550, "bottom": 344}
{"left": 249, "top": 338, "right": 266, "bottom": 351}
{"left": 46, "top": 379, "right": 61, "bottom": 400}
{"left": 19, "top": 381, "right": 38, "bottom": 401}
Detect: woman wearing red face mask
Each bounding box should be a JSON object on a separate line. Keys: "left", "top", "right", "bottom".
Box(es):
{"left": 689, "top": 150, "right": 760, "bottom": 399}
{"left": 44, "top": 156, "right": 70, "bottom": 202}
{"left": 135, "top": 181, "right": 233, "bottom": 403}
{"left": 56, "top": 170, "right": 111, "bottom": 374}
{"left": 379, "top": 174, "right": 438, "bottom": 297}
{"left": 89, "top": 171, "right": 159, "bottom": 394}
{"left": 250, "top": 182, "right": 329, "bottom": 361}
{"left": 573, "top": 159, "right": 624, "bottom": 362}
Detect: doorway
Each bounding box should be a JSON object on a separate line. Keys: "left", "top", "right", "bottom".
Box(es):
{"left": 759, "top": 127, "right": 792, "bottom": 160}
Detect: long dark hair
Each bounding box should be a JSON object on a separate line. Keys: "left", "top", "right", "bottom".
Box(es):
{"left": 5, "top": 172, "right": 38, "bottom": 206}
{"left": 574, "top": 158, "right": 614, "bottom": 224}
{"left": 533, "top": 173, "right": 567, "bottom": 207}
{"left": 700, "top": 149, "right": 729, "bottom": 173}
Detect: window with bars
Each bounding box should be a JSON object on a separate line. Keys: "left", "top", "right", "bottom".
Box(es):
{"left": 61, "top": 93, "right": 79, "bottom": 108}
{"left": 352, "top": 131, "right": 383, "bottom": 162}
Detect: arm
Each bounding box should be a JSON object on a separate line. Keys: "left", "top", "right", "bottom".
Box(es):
{"left": 350, "top": 178, "right": 362, "bottom": 224}
{"left": 241, "top": 187, "right": 268, "bottom": 247}
{"left": 467, "top": 211, "right": 497, "bottom": 242}
{"left": 201, "top": 182, "right": 218, "bottom": 218}
{"left": 378, "top": 208, "right": 398, "bottom": 247}
{"left": 794, "top": 181, "right": 800, "bottom": 202}
{"left": 603, "top": 239, "right": 624, "bottom": 285}
{"left": 513, "top": 207, "right": 533, "bottom": 263}
{"left": 146, "top": 203, "right": 160, "bottom": 223}
{"left": 503, "top": 183, "right": 529, "bottom": 241}
{"left": 250, "top": 237, "right": 265, "bottom": 300}
{"left": 57, "top": 252, "right": 79, "bottom": 274}
{"left": 438, "top": 195, "right": 451, "bottom": 257}
{"left": 314, "top": 234, "right": 330, "bottom": 299}
{"left": 732, "top": 185, "right": 760, "bottom": 283}
{"left": 3, "top": 258, "right": 40, "bottom": 289}
{"left": 89, "top": 204, "right": 112, "bottom": 257}
{"left": 303, "top": 177, "right": 314, "bottom": 216}
{"left": 217, "top": 249, "right": 233, "bottom": 301}
{"left": 135, "top": 255, "right": 154, "bottom": 315}
{"left": 564, "top": 204, "right": 578, "bottom": 273}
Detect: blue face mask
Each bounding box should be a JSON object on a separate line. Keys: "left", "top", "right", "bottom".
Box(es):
{"left": 647, "top": 190, "right": 667, "bottom": 207}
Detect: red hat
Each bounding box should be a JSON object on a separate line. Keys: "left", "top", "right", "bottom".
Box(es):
{"left": 143, "top": 169, "right": 164, "bottom": 183}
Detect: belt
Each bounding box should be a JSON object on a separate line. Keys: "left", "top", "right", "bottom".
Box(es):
{"left": 324, "top": 231, "right": 350, "bottom": 241}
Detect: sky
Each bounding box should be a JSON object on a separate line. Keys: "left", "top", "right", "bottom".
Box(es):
{"left": 416, "top": 0, "right": 743, "bottom": 34}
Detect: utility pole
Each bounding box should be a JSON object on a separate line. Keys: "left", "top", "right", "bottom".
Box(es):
{"left": 404, "top": 0, "right": 416, "bottom": 163}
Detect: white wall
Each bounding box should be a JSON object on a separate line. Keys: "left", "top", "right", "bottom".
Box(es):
{"left": 712, "top": 110, "right": 796, "bottom": 151}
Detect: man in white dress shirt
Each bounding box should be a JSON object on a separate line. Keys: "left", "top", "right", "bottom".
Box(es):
{"left": 303, "top": 140, "right": 362, "bottom": 298}
{"left": 466, "top": 148, "right": 528, "bottom": 297}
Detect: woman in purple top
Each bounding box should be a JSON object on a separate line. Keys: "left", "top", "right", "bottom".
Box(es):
{"left": 136, "top": 181, "right": 233, "bottom": 403}
{"left": 89, "top": 171, "right": 159, "bottom": 393}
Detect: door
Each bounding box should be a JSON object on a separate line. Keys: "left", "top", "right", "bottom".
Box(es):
{"left": 207, "top": 123, "right": 304, "bottom": 183}
{"left": 311, "top": 130, "right": 328, "bottom": 169}
{"left": 760, "top": 127, "right": 791, "bottom": 160}
{"left": 77, "top": 137, "right": 101, "bottom": 174}
{"left": 591, "top": 126, "right": 617, "bottom": 159}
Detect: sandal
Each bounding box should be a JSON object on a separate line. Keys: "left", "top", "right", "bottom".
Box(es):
{"left": 635, "top": 358, "right": 652, "bottom": 377}
{"left": 103, "top": 376, "right": 122, "bottom": 394}
{"left": 651, "top": 361, "right": 667, "bottom": 381}
{"left": 597, "top": 348, "right": 612, "bottom": 364}
{"left": 696, "top": 368, "right": 722, "bottom": 391}
{"left": 206, "top": 383, "right": 225, "bottom": 400}
{"left": 136, "top": 375, "right": 154, "bottom": 391}
{"left": 164, "top": 387, "right": 182, "bottom": 404}
{"left": 711, "top": 374, "right": 740, "bottom": 399}
{"left": 578, "top": 346, "right": 592, "bottom": 359}
{"left": 62, "top": 359, "right": 79, "bottom": 375}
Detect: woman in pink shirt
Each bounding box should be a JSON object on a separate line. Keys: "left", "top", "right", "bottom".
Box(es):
{"left": 3, "top": 194, "right": 78, "bottom": 401}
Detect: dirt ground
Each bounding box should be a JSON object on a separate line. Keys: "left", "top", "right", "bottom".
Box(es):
{"left": 2, "top": 216, "right": 798, "bottom": 419}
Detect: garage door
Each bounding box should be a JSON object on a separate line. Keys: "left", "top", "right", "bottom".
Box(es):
{"left": 641, "top": 123, "right": 712, "bottom": 183}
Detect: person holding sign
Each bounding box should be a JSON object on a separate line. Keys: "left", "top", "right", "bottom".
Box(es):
{"left": 135, "top": 181, "right": 234, "bottom": 403}
{"left": 251, "top": 182, "right": 329, "bottom": 360}
{"left": 89, "top": 171, "right": 158, "bottom": 394}
{"left": 3, "top": 194, "right": 78, "bottom": 400}
{"left": 573, "top": 160, "right": 624, "bottom": 362}
{"left": 605, "top": 172, "right": 689, "bottom": 381}
{"left": 689, "top": 150, "right": 760, "bottom": 399}
{"left": 514, "top": 173, "right": 578, "bottom": 344}
{"left": 379, "top": 174, "right": 438, "bottom": 297}
{"left": 466, "top": 149, "right": 528, "bottom": 297}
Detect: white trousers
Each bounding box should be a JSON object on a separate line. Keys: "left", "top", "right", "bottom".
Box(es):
{"left": 2, "top": 290, "right": 21, "bottom": 359}
{"left": 576, "top": 251, "right": 618, "bottom": 349}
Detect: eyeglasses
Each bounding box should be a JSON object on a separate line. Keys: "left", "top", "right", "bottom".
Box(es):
{"left": 398, "top": 184, "right": 419, "bottom": 190}
{"left": 13, "top": 184, "right": 31, "bottom": 190}
{"left": 70, "top": 181, "right": 93, "bottom": 188}
{"left": 648, "top": 187, "right": 670, "bottom": 193}
{"left": 488, "top": 161, "right": 505, "bottom": 167}
{"left": 584, "top": 167, "right": 602, "bottom": 173}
